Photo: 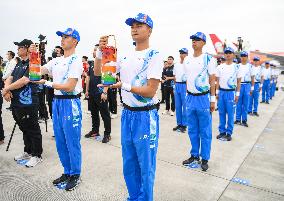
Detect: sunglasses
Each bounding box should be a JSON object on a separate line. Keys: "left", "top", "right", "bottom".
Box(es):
{"left": 240, "top": 55, "right": 248, "bottom": 57}
{"left": 192, "top": 38, "right": 202, "bottom": 42}
{"left": 224, "top": 52, "right": 233, "bottom": 54}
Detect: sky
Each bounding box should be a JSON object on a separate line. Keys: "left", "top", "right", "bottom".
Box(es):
{"left": 1, "top": 0, "right": 283, "bottom": 61}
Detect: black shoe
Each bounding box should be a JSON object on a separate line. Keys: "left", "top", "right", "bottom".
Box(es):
{"left": 234, "top": 120, "right": 241, "bottom": 125}
{"left": 53, "top": 174, "right": 69, "bottom": 186}
{"left": 216, "top": 133, "right": 226, "bottom": 139}
{"left": 201, "top": 159, "right": 209, "bottom": 171}
{"left": 160, "top": 101, "right": 165, "bottom": 104}
{"left": 265, "top": 102, "right": 269, "bottom": 104}
{"left": 242, "top": 121, "right": 249, "bottom": 127}
{"left": 65, "top": 175, "right": 81, "bottom": 191}
{"left": 260, "top": 101, "right": 265, "bottom": 103}
{"left": 85, "top": 131, "right": 100, "bottom": 138}
{"left": 173, "top": 125, "right": 181, "bottom": 131}
{"left": 225, "top": 134, "right": 232, "bottom": 141}
{"left": 253, "top": 112, "right": 259, "bottom": 117}
{"left": 102, "top": 135, "right": 111, "bottom": 143}
{"left": 182, "top": 155, "right": 199, "bottom": 166}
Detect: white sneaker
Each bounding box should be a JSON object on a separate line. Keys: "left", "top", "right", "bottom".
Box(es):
{"left": 14, "top": 152, "right": 31, "bottom": 161}
{"left": 86, "top": 111, "right": 91, "bottom": 114}
{"left": 162, "top": 110, "right": 169, "bottom": 115}
{"left": 25, "top": 156, "right": 43, "bottom": 168}
{"left": 170, "top": 111, "right": 174, "bottom": 116}
{"left": 111, "top": 114, "right": 118, "bottom": 119}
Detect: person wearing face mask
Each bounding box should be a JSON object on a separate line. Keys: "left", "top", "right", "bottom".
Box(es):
{"left": 216, "top": 47, "right": 241, "bottom": 141}
{"left": 32, "top": 28, "right": 83, "bottom": 191}
{"left": 94, "top": 13, "right": 163, "bottom": 201}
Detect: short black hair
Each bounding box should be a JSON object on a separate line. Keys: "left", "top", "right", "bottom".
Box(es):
{"left": 82, "top": 56, "right": 88, "bottom": 61}
{"left": 55, "top": 46, "right": 64, "bottom": 55}
{"left": 95, "top": 44, "right": 99, "bottom": 47}
{"left": 164, "top": 61, "right": 168, "bottom": 63}
{"left": 168, "top": 56, "right": 174, "bottom": 60}
{"left": 0, "top": 56, "right": 3, "bottom": 62}
{"left": 8, "top": 51, "right": 15, "bottom": 58}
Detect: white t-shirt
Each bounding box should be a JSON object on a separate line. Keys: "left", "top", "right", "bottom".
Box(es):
{"left": 44, "top": 54, "right": 83, "bottom": 95}
{"left": 173, "top": 62, "right": 186, "bottom": 82}
{"left": 217, "top": 63, "right": 241, "bottom": 89}
{"left": 3, "top": 59, "right": 17, "bottom": 79}
{"left": 239, "top": 63, "right": 254, "bottom": 82}
{"left": 252, "top": 66, "right": 262, "bottom": 82}
{"left": 261, "top": 68, "right": 271, "bottom": 80}
{"left": 183, "top": 53, "right": 216, "bottom": 93}
{"left": 117, "top": 48, "right": 163, "bottom": 107}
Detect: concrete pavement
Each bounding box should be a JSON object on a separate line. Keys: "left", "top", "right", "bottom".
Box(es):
{"left": 0, "top": 77, "right": 284, "bottom": 201}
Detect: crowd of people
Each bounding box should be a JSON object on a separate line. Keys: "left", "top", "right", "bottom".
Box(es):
{"left": 0, "top": 12, "right": 281, "bottom": 201}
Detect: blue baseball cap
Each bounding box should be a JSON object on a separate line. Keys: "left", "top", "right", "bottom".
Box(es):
{"left": 56, "top": 28, "right": 80, "bottom": 42}
{"left": 179, "top": 48, "right": 188, "bottom": 54}
{"left": 190, "top": 32, "right": 206, "bottom": 42}
{"left": 224, "top": 47, "right": 235, "bottom": 54}
{"left": 125, "top": 13, "right": 153, "bottom": 28}
{"left": 253, "top": 56, "right": 260, "bottom": 61}
{"left": 240, "top": 51, "right": 248, "bottom": 57}
{"left": 233, "top": 58, "right": 238, "bottom": 63}
{"left": 265, "top": 61, "right": 270, "bottom": 64}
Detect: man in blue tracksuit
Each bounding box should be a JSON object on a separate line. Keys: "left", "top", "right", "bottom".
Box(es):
{"left": 34, "top": 28, "right": 83, "bottom": 191}
{"left": 173, "top": 48, "right": 188, "bottom": 133}
{"left": 216, "top": 47, "right": 241, "bottom": 141}
{"left": 182, "top": 32, "right": 217, "bottom": 171}
{"left": 235, "top": 51, "right": 255, "bottom": 127}
{"left": 248, "top": 56, "right": 263, "bottom": 116}
{"left": 95, "top": 13, "right": 163, "bottom": 201}
{"left": 261, "top": 61, "right": 272, "bottom": 104}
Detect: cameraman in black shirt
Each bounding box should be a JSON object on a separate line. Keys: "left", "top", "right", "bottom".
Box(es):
{"left": 162, "top": 56, "right": 175, "bottom": 116}
{"left": 85, "top": 45, "right": 111, "bottom": 143}
{"left": 3, "top": 39, "right": 42, "bottom": 167}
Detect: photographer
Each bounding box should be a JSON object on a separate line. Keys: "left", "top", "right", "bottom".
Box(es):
{"left": 3, "top": 39, "right": 42, "bottom": 167}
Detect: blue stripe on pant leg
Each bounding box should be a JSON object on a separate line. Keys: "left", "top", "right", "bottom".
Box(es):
{"left": 241, "top": 83, "right": 251, "bottom": 122}
{"left": 52, "top": 99, "right": 71, "bottom": 175}
{"left": 218, "top": 91, "right": 227, "bottom": 134}
{"left": 224, "top": 91, "right": 235, "bottom": 135}
{"left": 61, "top": 99, "right": 82, "bottom": 175}
{"left": 174, "top": 84, "right": 182, "bottom": 126}
{"left": 198, "top": 108, "right": 212, "bottom": 160}
{"left": 236, "top": 85, "right": 244, "bottom": 121}
{"left": 121, "top": 109, "right": 141, "bottom": 201}
{"left": 253, "top": 83, "right": 260, "bottom": 113}
{"left": 180, "top": 84, "right": 187, "bottom": 126}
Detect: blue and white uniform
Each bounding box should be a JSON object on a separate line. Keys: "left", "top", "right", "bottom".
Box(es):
{"left": 183, "top": 53, "right": 216, "bottom": 161}
{"left": 173, "top": 62, "right": 187, "bottom": 127}
{"left": 44, "top": 54, "right": 83, "bottom": 176}
{"left": 261, "top": 67, "right": 271, "bottom": 103}
{"left": 249, "top": 65, "right": 262, "bottom": 113}
{"left": 217, "top": 63, "right": 241, "bottom": 135}
{"left": 236, "top": 63, "right": 254, "bottom": 123}
{"left": 118, "top": 48, "right": 163, "bottom": 201}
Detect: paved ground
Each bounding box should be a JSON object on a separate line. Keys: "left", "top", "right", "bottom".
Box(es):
{"left": 0, "top": 77, "right": 284, "bottom": 201}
